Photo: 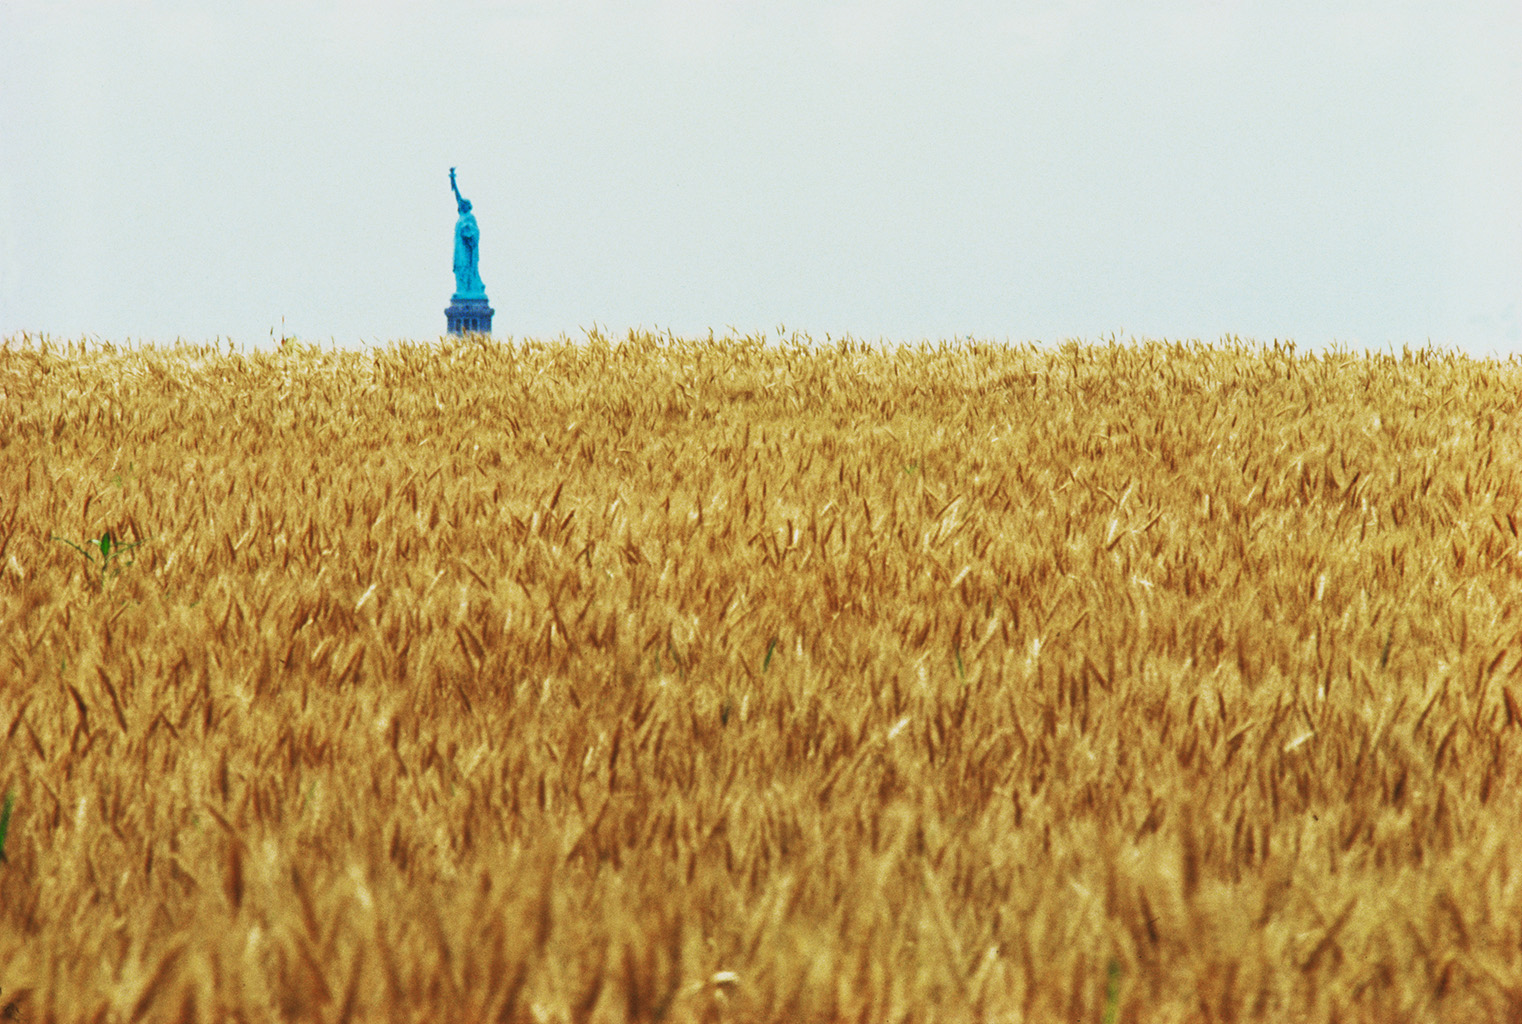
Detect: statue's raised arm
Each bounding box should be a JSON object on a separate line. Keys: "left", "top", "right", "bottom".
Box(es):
{"left": 450, "top": 166, "right": 468, "bottom": 211}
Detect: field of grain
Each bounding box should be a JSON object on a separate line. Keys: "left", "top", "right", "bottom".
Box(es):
{"left": 1, "top": 331, "right": 1520, "bottom": 1022}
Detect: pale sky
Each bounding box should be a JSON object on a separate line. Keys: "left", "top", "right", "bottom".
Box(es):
{"left": 3, "top": 1, "right": 1519, "bottom": 356}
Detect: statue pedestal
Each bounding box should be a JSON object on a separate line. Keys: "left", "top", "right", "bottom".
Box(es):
{"left": 446, "top": 296, "right": 494, "bottom": 336}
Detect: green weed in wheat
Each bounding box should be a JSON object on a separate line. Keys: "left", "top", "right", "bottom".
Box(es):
{"left": 52, "top": 530, "right": 148, "bottom": 588}
{"left": 0, "top": 790, "right": 15, "bottom": 864}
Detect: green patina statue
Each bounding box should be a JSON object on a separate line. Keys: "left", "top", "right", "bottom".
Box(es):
{"left": 446, "top": 167, "right": 493, "bottom": 335}
{"left": 450, "top": 167, "right": 487, "bottom": 300}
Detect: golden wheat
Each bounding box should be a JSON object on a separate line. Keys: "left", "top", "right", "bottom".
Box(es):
{"left": 0, "top": 331, "right": 1519, "bottom": 1022}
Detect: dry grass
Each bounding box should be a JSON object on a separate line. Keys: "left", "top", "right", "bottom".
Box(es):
{"left": 1, "top": 330, "right": 1520, "bottom": 1023}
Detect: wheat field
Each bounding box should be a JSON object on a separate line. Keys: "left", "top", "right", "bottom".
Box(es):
{"left": 1, "top": 331, "right": 1520, "bottom": 1023}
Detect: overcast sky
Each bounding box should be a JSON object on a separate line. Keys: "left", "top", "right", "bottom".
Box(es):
{"left": 3, "top": 1, "right": 1519, "bottom": 356}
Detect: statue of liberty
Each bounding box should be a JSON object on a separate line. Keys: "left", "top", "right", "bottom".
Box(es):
{"left": 450, "top": 167, "right": 486, "bottom": 299}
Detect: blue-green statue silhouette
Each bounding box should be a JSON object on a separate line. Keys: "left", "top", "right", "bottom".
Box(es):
{"left": 450, "top": 167, "right": 486, "bottom": 300}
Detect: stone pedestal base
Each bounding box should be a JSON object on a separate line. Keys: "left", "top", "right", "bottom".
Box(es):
{"left": 446, "top": 297, "right": 494, "bottom": 335}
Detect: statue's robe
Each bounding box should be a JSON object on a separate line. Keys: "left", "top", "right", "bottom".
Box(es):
{"left": 453, "top": 213, "right": 484, "bottom": 297}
